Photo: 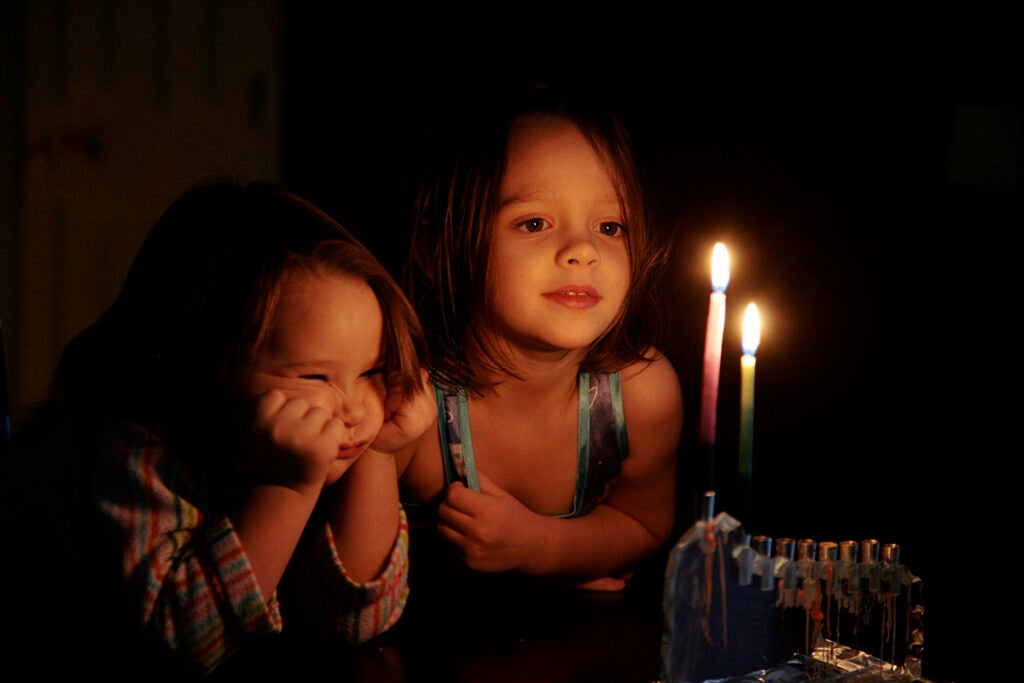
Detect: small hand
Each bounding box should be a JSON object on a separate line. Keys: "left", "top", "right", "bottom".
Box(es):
{"left": 371, "top": 369, "right": 436, "bottom": 454}
{"left": 241, "top": 388, "right": 348, "bottom": 494}
{"left": 436, "top": 471, "right": 536, "bottom": 573}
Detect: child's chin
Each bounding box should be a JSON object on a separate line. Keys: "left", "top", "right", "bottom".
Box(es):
{"left": 325, "top": 459, "right": 354, "bottom": 486}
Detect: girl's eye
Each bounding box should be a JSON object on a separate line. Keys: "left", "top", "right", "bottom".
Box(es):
{"left": 515, "top": 217, "right": 548, "bottom": 233}
{"left": 362, "top": 366, "right": 385, "bottom": 379}
{"left": 300, "top": 374, "right": 329, "bottom": 382}
{"left": 597, "top": 221, "right": 625, "bottom": 237}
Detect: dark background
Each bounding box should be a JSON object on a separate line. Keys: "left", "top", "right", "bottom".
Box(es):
{"left": 278, "top": 15, "right": 1020, "bottom": 682}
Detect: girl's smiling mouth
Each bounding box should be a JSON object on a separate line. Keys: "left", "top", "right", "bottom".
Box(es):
{"left": 543, "top": 285, "right": 601, "bottom": 310}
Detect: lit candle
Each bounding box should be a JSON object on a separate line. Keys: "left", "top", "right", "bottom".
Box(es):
{"left": 699, "top": 242, "right": 729, "bottom": 491}
{"left": 738, "top": 302, "right": 760, "bottom": 524}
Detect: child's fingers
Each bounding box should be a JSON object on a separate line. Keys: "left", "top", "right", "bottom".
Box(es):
{"left": 318, "top": 412, "right": 347, "bottom": 445}
{"left": 373, "top": 394, "right": 435, "bottom": 453}
{"left": 442, "top": 480, "right": 476, "bottom": 512}
{"left": 474, "top": 471, "right": 497, "bottom": 492}
{"left": 254, "top": 388, "right": 288, "bottom": 420}
{"left": 569, "top": 573, "right": 631, "bottom": 592}
{"left": 237, "top": 388, "right": 349, "bottom": 491}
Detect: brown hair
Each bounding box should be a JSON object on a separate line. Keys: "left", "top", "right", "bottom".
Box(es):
{"left": 405, "top": 84, "right": 669, "bottom": 393}
{"left": 40, "top": 179, "right": 427, "bottom": 435}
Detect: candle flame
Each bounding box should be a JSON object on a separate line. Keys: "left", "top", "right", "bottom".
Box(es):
{"left": 742, "top": 303, "right": 761, "bottom": 356}
{"left": 711, "top": 242, "right": 730, "bottom": 292}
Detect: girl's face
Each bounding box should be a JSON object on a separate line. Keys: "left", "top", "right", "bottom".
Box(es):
{"left": 487, "top": 113, "right": 630, "bottom": 356}
{"left": 247, "top": 269, "right": 387, "bottom": 484}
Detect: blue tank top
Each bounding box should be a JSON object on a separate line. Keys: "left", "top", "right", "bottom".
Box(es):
{"left": 434, "top": 371, "right": 629, "bottom": 518}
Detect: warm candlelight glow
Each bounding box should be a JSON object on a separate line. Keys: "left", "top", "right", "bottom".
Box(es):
{"left": 711, "top": 242, "right": 730, "bottom": 292}
{"left": 742, "top": 303, "right": 761, "bottom": 356}
{"left": 738, "top": 301, "right": 760, "bottom": 525}
{"left": 700, "top": 242, "right": 730, "bottom": 492}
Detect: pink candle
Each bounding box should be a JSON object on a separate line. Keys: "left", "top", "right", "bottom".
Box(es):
{"left": 699, "top": 243, "right": 730, "bottom": 447}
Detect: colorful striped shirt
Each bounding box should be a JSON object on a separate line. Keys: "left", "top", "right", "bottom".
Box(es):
{"left": 2, "top": 419, "right": 409, "bottom": 675}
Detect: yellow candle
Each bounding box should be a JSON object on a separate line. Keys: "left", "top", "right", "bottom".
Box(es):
{"left": 738, "top": 303, "right": 760, "bottom": 524}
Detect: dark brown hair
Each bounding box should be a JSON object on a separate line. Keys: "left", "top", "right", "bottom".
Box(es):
{"left": 404, "top": 84, "right": 669, "bottom": 393}
{"left": 38, "top": 178, "right": 427, "bottom": 435}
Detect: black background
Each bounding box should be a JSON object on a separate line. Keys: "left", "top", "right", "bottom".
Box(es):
{"left": 279, "top": 16, "right": 1019, "bottom": 681}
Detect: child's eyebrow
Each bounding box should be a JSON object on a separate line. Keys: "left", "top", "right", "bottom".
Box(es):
{"left": 498, "top": 189, "right": 558, "bottom": 209}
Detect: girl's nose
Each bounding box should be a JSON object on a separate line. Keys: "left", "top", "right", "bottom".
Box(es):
{"left": 335, "top": 390, "right": 367, "bottom": 426}
{"left": 559, "top": 235, "right": 599, "bottom": 267}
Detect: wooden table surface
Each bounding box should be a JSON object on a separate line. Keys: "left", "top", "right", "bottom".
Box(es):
{"left": 214, "top": 557, "right": 669, "bottom": 683}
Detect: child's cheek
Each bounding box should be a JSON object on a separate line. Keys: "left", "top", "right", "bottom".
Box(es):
{"left": 366, "top": 393, "right": 386, "bottom": 430}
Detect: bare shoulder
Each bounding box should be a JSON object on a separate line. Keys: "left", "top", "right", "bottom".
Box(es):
{"left": 395, "top": 422, "right": 446, "bottom": 504}
{"left": 619, "top": 347, "right": 684, "bottom": 434}
{"left": 609, "top": 348, "right": 682, "bottom": 544}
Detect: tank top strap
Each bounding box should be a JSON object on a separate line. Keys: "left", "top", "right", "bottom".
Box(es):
{"left": 569, "top": 371, "right": 628, "bottom": 517}
{"left": 435, "top": 382, "right": 480, "bottom": 491}
{"left": 434, "top": 372, "right": 627, "bottom": 516}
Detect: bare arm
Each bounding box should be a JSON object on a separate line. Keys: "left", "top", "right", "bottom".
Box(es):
{"left": 231, "top": 389, "right": 348, "bottom": 601}
{"left": 332, "top": 371, "right": 436, "bottom": 581}
{"left": 436, "top": 351, "right": 683, "bottom": 582}
{"left": 327, "top": 450, "right": 401, "bottom": 581}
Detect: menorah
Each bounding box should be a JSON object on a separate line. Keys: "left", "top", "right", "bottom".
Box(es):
{"left": 661, "top": 495, "right": 925, "bottom": 683}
